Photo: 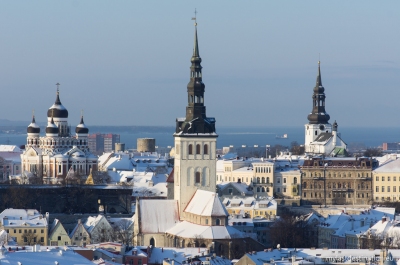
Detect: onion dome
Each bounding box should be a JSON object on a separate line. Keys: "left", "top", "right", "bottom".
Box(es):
{"left": 27, "top": 115, "right": 40, "bottom": 134}
{"left": 75, "top": 116, "right": 89, "bottom": 134}
{"left": 47, "top": 85, "right": 68, "bottom": 118}
{"left": 46, "top": 117, "right": 59, "bottom": 134}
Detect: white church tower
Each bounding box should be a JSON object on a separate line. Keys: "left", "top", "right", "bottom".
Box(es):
{"left": 173, "top": 21, "right": 218, "bottom": 216}
{"left": 305, "top": 61, "right": 332, "bottom": 153}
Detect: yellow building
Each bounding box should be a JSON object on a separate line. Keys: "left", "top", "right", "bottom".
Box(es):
{"left": 373, "top": 157, "right": 400, "bottom": 202}
{"left": 222, "top": 196, "right": 277, "bottom": 218}
{"left": 0, "top": 209, "right": 48, "bottom": 246}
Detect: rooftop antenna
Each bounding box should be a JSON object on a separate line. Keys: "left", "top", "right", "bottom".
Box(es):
{"left": 192, "top": 8, "right": 197, "bottom": 26}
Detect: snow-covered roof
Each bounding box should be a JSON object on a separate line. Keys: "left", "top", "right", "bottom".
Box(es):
{"left": 0, "top": 247, "right": 95, "bottom": 265}
{"left": 218, "top": 182, "right": 252, "bottom": 195}
{"left": 374, "top": 158, "right": 400, "bottom": 173}
{"left": 0, "top": 145, "right": 22, "bottom": 152}
{"left": 166, "top": 221, "right": 244, "bottom": 239}
{"left": 145, "top": 247, "right": 207, "bottom": 264}
{"left": 0, "top": 209, "right": 42, "bottom": 221}
{"left": 139, "top": 199, "right": 179, "bottom": 233}
{"left": 242, "top": 248, "right": 400, "bottom": 265}
{"left": 185, "top": 190, "right": 228, "bottom": 217}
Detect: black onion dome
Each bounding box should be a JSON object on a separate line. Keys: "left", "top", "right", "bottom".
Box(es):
{"left": 27, "top": 116, "right": 40, "bottom": 134}
{"left": 47, "top": 92, "right": 68, "bottom": 118}
{"left": 46, "top": 117, "right": 59, "bottom": 134}
{"left": 75, "top": 116, "right": 89, "bottom": 134}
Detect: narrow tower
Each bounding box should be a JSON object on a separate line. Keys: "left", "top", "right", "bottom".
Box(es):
{"left": 174, "top": 18, "right": 218, "bottom": 217}
{"left": 305, "top": 61, "right": 332, "bottom": 153}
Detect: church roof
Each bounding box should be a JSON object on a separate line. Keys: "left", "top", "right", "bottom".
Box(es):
{"left": 139, "top": 199, "right": 179, "bottom": 233}
{"left": 184, "top": 190, "right": 228, "bottom": 217}
{"left": 165, "top": 221, "right": 244, "bottom": 239}
{"left": 313, "top": 132, "right": 333, "bottom": 143}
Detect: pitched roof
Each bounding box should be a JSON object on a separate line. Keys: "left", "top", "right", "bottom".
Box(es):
{"left": 139, "top": 199, "right": 179, "bottom": 233}
{"left": 165, "top": 221, "right": 244, "bottom": 239}
{"left": 184, "top": 190, "right": 228, "bottom": 217}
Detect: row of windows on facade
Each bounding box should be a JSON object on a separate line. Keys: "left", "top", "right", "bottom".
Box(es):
{"left": 375, "top": 186, "right": 400, "bottom": 192}
{"left": 188, "top": 94, "right": 204, "bottom": 103}
{"left": 28, "top": 139, "right": 87, "bottom": 146}
{"left": 29, "top": 164, "right": 92, "bottom": 175}
{"left": 187, "top": 144, "right": 209, "bottom": 155}
{"left": 376, "top": 176, "right": 400, "bottom": 181}
{"left": 307, "top": 172, "right": 370, "bottom": 178}
{"left": 376, "top": 196, "right": 400, "bottom": 201}
{"left": 217, "top": 175, "right": 298, "bottom": 185}
{"left": 254, "top": 167, "right": 272, "bottom": 173}
{"left": 7, "top": 229, "right": 45, "bottom": 234}
{"left": 303, "top": 192, "right": 369, "bottom": 198}
{"left": 303, "top": 182, "right": 369, "bottom": 190}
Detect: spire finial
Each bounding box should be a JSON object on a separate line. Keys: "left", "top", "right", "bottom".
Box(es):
{"left": 191, "top": 9, "right": 199, "bottom": 57}
{"left": 192, "top": 8, "right": 197, "bottom": 26}
{"left": 56, "top": 83, "right": 60, "bottom": 95}
{"left": 32, "top": 109, "right": 35, "bottom": 118}
{"left": 316, "top": 60, "right": 322, "bottom": 87}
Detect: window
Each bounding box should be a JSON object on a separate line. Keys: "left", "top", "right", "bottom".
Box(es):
{"left": 376, "top": 186, "right": 379, "bottom": 192}
{"left": 14, "top": 229, "right": 16, "bottom": 233}
{"left": 58, "top": 236, "right": 61, "bottom": 240}
{"left": 382, "top": 176, "right": 385, "bottom": 181}
{"left": 205, "top": 219, "right": 209, "bottom": 225}
{"left": 388, "top": 186, "right": 391, "bottom": 192}
{"left": 294, "top": 177, "right": 297, "bottom": 184}
{"left": 138, "top": 259, "right": 143, "bottom": 265}
{"left": 33, "top": 237, "right": 37, "bottom": 243}
{"left": 24, "top": 237, "right": 27, "bottom": 242}
{"left": 83, "top": 237, "right": 87, "bottom": 241}
{"left": 204, "top": 144, "right": 208, "bottom": 155}
{"left": 196, "top": 144, "right": 201, "bottom": 154}
{"left": 283, "top": 178, "right": 286, "bottom": 184}
{"left": 41, "top": 229, "right": 44, "bottom": 233}
{"left": 188, "top": 144, "right": 193, "bottom": 155}
{"left": 195, "top": 172, "right": 201, "bottom": 183}
{"left": 394, "top": 186, "right": 397, "bottom": 192}
{"left": 395, "top": 177, "right": 397, "bottom": 181}
{"left": 389, "top": 177, "right": 391, "bottom": 181}
{"left": 34, "top": 229, "right": 36, "bottom": 233}
{"left": 216, "top": 219, "right": 221, "bottom": 225}
{"left": 277, "top": 178, "right": 280, "bottom": 184}
{"left": 382, "top": 186, "right": 385, "bottom": 192}
{"left": 304, "top": 192, "right": 306, "bottom": 197}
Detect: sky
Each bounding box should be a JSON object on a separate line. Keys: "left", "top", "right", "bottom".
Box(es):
{"left": 0, "top": 1, "right": 399, "bottom": 128}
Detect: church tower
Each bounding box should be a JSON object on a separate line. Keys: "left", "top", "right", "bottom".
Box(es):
{"left": 305, "top": 61, "right": 332, "bottom": 153}
{"left": 174, "top": 20, "right": 218, "bottom": 217}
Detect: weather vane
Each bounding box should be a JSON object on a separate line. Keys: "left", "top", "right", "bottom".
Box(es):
{"left": 192, "top": 8, "right": 197, "bottom": 26}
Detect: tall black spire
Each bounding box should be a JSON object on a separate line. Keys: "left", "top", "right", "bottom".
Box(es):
{"left": 307, "top": 61, "right": 330, "bottom": 124}
{"left": 175, "top": 18, "right": 216, "bottom": 134}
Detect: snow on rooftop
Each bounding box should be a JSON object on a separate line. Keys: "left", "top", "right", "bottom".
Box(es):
{"left": 374, "top": 158, "right": 400, "bottom": 173}
{"left": 146, "top": 247, "right": 207, "bottom": 264}
{"left": 185, "top": 190, "right": 228, "bottom": 217}
{"left": 139, "top": 200, "right": 179, "bottom": 233}
{"left": 0, "top": 247, "right": 95, "bottom": 265}
{"left": 166, "top": 221, "right": 244, "bottom": 239}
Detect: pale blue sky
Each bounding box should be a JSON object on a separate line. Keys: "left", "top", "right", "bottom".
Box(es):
{"left": 0, "top": 1, "right": 399, "bottom": 127}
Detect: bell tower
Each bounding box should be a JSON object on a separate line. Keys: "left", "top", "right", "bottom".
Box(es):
{"left": 305, "top": 61, "right": 332, "bottom": 152}
{"left": 174, "top": 17, "right": 218, "bottom": 217}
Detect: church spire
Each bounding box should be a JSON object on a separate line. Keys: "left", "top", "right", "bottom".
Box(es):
{"left": 174, "top": 13, "right": 216, "bottom": 135}
{"left": 307, "top": 61, "right": 330, "bottom": 124}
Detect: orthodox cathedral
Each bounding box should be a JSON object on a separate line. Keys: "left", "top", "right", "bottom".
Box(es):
{"left": 20, "top": 86, "right": 98, "bottom": 182}
{"left": 304, "top": 62, "right": 347, "bottom": 156}
{"left": 134, "top": 21, "right": 263, "bottom": 258}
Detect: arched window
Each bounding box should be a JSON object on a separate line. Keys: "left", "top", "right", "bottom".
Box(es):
{"left": 204, "top": 144, "right": 208, "bottom": 154}
{"left": 262, "top": 177, "right": 265, "bottom": 184}
{"left": 188, "top": 144, "right": 193, "bottom": 155}
{"left": 303, "top": 182, "right": 307, "bottom": 188}
{"left": 257, "top": 177, "right": 260, "bottom": 183}
{"left": 294, "top": 177, "right": 298, "bottom": 184}
{"left": 267, "top": 177, "right": 270, "bottom": 183}
{"left": 150, "top": 238, "right": 155, "bottom": 247}
{"left": 257, "top": 187, "right": 260, "bottom": 192}
{"left": 261, "top": 187, "right": 265, "bottom": 192}
{"left": 195, "top": 172, "right": 201, "bottom": 183}
{"left": 196, "top": 144, "right": 201, "bottom": 154}
{"left": 267, "top": 187, "right": 270, "bottom": 192}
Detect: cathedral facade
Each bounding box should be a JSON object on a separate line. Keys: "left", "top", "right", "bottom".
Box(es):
{"left": 20, "top": 87, "right": 98, "bottom": 182}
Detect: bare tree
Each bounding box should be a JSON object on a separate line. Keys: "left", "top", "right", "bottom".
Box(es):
{"left": 111, "top": 219, "right": 134, "bottom": 246}
{"left": 21, "top": 230, "right": 38, "bottom": 246}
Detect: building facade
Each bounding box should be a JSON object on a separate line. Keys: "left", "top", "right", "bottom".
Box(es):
{"left": 301, "top": 157, "right": 374, "bottom": 205}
